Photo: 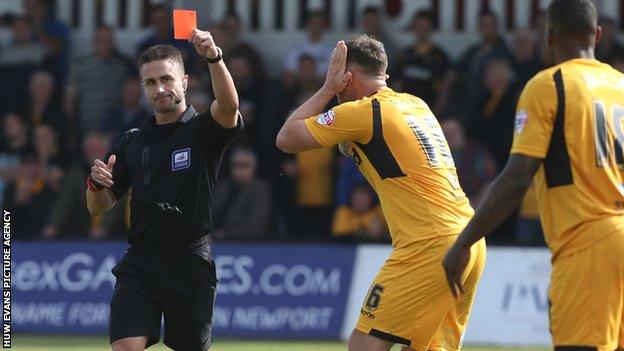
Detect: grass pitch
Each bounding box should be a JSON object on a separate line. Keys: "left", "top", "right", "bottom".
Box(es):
{"left": 11, "top": 335, "right": 550, "bottom": 351}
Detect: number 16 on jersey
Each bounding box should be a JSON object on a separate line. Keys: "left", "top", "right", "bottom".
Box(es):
{"left": 594, "top": 100, "right": 624, "bottom": 168}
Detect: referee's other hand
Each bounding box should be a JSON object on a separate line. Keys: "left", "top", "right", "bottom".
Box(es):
{"left": 91, "top": 155, "right": 116, "bottom": 188}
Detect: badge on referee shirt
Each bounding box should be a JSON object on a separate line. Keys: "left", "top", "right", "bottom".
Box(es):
{"left": 171, "top": 148, "right": 191, "bottom": 171}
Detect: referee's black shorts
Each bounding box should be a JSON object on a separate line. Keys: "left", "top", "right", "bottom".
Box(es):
{"left": 109, "top": 237, "right": 217, "bottom": 351}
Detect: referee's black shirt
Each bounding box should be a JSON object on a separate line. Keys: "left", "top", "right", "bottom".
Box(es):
{"left": 105, "top": 105, "right": 243, "bottom": 249}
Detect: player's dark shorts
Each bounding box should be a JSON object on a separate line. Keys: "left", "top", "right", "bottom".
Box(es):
{"left": 109, "top": 236, "right": 217, "bottom": 351}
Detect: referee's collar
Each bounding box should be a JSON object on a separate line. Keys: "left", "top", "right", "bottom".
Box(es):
{"left": 143, "top": 105, "right": 198, "bottom": 128}
{"left": 178, "top": 105, "right": 197, "bottom": 123}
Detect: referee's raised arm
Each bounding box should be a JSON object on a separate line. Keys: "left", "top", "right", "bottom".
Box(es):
{"left": 189, "top": 29, "right": 239, "bottom": 128}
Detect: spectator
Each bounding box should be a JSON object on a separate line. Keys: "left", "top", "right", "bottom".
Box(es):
{"left": 33, "top": 123, "right": 67, "bottom": 190}
{"left": 187, "top": 90, "right": 211, "bottom": 114}
{"left": 394, "top": 10, "right": 450, "bottom": 106}
{"left": 41, "top": 132, "right": 128, "bottom": 240}
{"left": 201, "top": 49, "right": 265, "bottom": 172}
{"left": 274, "top": 55, "right": 337, "bottom": 238}
{"left": 194, "top": 22, "right": 225, "bottom": 74}
{"left": 532, "top": 9, "right": 551, "bottom": 67}
{"left": 470, "top": 59, "right": 519, "bottom": 170}
{"left": 185, "top": 72, "right": 206, "bottom": 95}
{"left": 213, "top": 148, "right": 271, "bottom": 240}
{"left": 437, "top": 9, "right": 514, "bottom": 119}
{"left": 277, "top": 55, "right": 325, "bottom": 123}
{"left": 24, "top": 70, "right": 67, "bottom": 145}
{"left": 26, "top": 70, "right": 62, "bottom": 124}
{"left": 205, "top": 18, "right": 266, "bottom": 167}
{"left": 360, "top": 6, "right": 397, "bottom": 65}
{"left": 65, "top": 26, "right": 134, "bottom": 134}
{"left": 274, "top": 55, "right": 324, "bottom": 172}
{"left": 0, "top": 16, "right": 46, "bottom": 66}
{"left": 332, "top": 182, "right": 387, "bottom": 242}
{"left": 441, "top": 118, "right": 497, "bottom": 206}
{"left": 511, "top": 29, "right": 543, "bottom": 86}
{"left": 2, "top": 154, "right": 56, "bottom": 239}
{"left": 596, "top": 16, "right": 624, "bottom": 64}
{"left": 0, "top": 17, "right": 47, "bottom": 112}
{"left": 335, "top": 155, "right": 365, "bottom": 206}
{"left": 101, "top": 77, "right": 149, "bottom": 141}
{"left": 468, "top": 61, "right": 520, "bottom": 243}
{"left": 283, "top": 10, "right": 333, "bottom": 86}
{"left": 274, "top": 150, "right": 298, "bottom": 238}
{"left": 0, "top": 113, "right": 32, "bottom": 184}
{"left": 219, "top": 12, "right": 266, "bottom": 84}
{"left": 137, "top": 4, "right": 194, "bottom": 72}
{"left": 24, "top": 0, "right": 70, "bottom": 85}
{"left": 227, "top": 52, "right": 264, "bottom": 150}
{"left": 292, "top": 147, "right": 336, "bottom": 239}
{"left": 292, "top": 55, "right": 324, "bottom": 91}
{"left": 185, "top": 74, "right": 212, "bottom": 114}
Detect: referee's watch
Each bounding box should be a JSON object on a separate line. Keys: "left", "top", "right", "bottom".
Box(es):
{"left": 206, "top": 47, "right": 223, "bottom": 64}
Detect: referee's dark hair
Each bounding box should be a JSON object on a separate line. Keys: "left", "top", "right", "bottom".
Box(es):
{"left": 547, "top": 0, "right": 597, "bottom": 40}
{"left": 139, "top": 44, "right": 184, "bottom": 69}
{"left": 345, "top": 34, "right": 388, "bottom": 76}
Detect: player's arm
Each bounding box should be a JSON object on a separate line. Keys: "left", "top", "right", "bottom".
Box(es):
{"left": 276, "top": 41, "right": 352, "bottom": 153}
{"left": 442, "top": 154, "right": 542, "bottom": 296}
{"left": 86, "top": 156, "right": 118, "bottom": 216}
{"left": 443, "top": 72, "right": 556, "bottom": 297}
{"left": 456, "top": 155, "right": 541, "bottom": 240}
{"left": 275, "top": 87, "right": 332, "bottom": 153}
{"left": 458, "top": 154, "right": 542, "bottom": 244}
{"left": 190, "top": 29, "right": 239, "bottom": 128}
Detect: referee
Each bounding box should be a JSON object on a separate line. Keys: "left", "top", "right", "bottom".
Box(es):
{"left": 86, "top": 29, "right": 242, "bottom": 351}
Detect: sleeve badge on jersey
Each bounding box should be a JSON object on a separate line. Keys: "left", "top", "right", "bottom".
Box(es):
{"left": 316, "top": 110, "right": 336, "bottom": 126}
{"left": 514, "top": 110, "right": 528, "bottom": 134}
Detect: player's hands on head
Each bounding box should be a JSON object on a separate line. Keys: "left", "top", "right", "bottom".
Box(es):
{"left": 189, "top": 29, "right": 219, "bottom": 59}
{"left": 442, "top": 242, "right": 471, "bottom": 298}
{"left": 323, "top": 40, "right": 351, "bottom": 94}
{"left": 90, "top": 154, "right": 116, "bottom": 189}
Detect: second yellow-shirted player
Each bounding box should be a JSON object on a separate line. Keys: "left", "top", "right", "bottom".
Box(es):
{"left": 277, "top": 35, "right": 485, "bottom": 351}
{"left": 443, "top": 1, "right": 624, "bottom": 350}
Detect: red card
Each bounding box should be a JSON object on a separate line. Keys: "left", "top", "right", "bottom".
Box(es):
{"left": 173, "top": 9, "right": 197, "bottom": 40}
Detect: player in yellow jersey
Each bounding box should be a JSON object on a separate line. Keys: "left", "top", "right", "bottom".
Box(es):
{"left": 443, "top": 1, "right": 624, "bottom": 350}
{"left": 277, "top": 35, "right": 486, "bottom": 351}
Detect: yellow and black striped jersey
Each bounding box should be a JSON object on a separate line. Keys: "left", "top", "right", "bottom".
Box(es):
{"left": 511, "top": 58, "right": 624, "bottom": 259}
{"left": 304, "top": 87, "right": 473, "bottom": 248}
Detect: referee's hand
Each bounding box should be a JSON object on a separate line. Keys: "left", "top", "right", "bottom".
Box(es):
{"left": 90, "top": 155, "right": 116, "bottom": 188}
{"left": 189, "top": 29, "right": 219, "bottom": 60}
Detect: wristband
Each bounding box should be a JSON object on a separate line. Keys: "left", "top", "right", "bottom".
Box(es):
{"left": 86, "top": 176, "right": 104, "bottom": 192}
{"left": 206, "top": 47, "right": 223, "bottom": 64}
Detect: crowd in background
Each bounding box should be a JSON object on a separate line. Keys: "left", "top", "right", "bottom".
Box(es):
{"left": 2, "top": 0, "right": 624, "bottom": 245}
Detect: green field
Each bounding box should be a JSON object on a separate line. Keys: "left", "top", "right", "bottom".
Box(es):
{"left": 11, "top": 335, "right": 550, "bottom": 351}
